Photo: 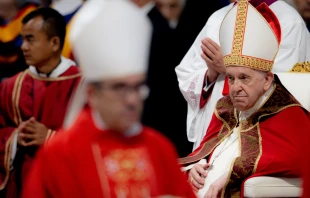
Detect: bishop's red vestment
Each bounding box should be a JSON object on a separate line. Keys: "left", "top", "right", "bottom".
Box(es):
{"left": 22, "top": 107, "right": 195, "bottom": 198}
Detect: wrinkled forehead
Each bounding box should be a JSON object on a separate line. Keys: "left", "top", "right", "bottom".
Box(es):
{"left": 226, "top": 65, "right": 265, "bottom": 76}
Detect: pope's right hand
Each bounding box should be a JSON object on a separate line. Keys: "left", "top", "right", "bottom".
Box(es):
{"left": 188, "top": 163, "right": 210, "bottom": 193}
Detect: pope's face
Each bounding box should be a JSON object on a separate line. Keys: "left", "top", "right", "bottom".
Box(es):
{"left": 226, "top": 66, "right": 274, "bottom": 111}
{"left": 294, "top": 0, "right": 310, "bottom": 24}
{"left": 88, "top": 74, "right": 148, "bottom": 133}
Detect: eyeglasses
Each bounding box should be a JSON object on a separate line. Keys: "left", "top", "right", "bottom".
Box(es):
{"left": 95, "top": 82, "right": 150, "bottom": 100}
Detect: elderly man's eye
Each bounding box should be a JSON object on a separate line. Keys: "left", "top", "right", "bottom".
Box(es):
{"left": 240, "top": 76, "right": 250, "bottom": 83}
{"left": 227, "top": 76, "right": 234, "bottom": 84}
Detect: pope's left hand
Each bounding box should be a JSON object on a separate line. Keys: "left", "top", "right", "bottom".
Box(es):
{"left": 204, "top": 172, "right": 229, "bottom": 198}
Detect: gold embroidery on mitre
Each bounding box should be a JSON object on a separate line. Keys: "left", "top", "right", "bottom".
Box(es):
{"left": 224, "top": 0, "right": 275, "bottom": 71}
{"left": 231, "top": 0, "right": 248, "bottom": 56}
{"left": 224, "top": 55, "right": 274, "bottom": 71}
{"left": 290, "top": 61, "right": 310, "bottom": 72}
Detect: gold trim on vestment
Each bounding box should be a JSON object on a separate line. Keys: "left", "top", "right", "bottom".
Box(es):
{"left": 178, "top": 126, "right": 232, "bottom": 165}
{"left": 179, "top": 94, "right": 239, "bottom": 165}
{"left": 233, "top": 109, "right": 238, "bottom": 127}
{"left": 26, "top": 69, "right": 81, "bottom": 81}
{"left": 215, "top": 98, "right": 239, "bottom": 131}
{"left": 218, "top": 123, "right": 226, "bottom": 137}
{"left": 15, "top": 72, "right": 27, "bottom": 125}
{"left": 221, "top": 122, "right": 242, "bottom": 197}
{"left": 45, "top": 130, "right": 57, "bottom": 143}
{"left": 49, "top": 130, "right": 56, "bottom": 140}
{"left": 238, "top": 103, "right": 302, "bottom": 133}
{"left": 253, "top": 125, "right": 262, "bottom": 174}
{"left": 91, "top": 143, "right": 111, "bottom": 198}
{"left": 45, "top": 129, "right": 52, "bottom": 143}
{"left": 0, "top": 129, "right": 18, "bottom": 190}
{"left": 12, "top": 72, "right": 23, "bottom": 125}
{"left": 215, "top": 106, "right": 232, "bottom": 132}
{"left": 223, "top": 124, "right": 261, "bottom": 197}
{"left": 221, "top": 157, "right": 238, "bottom": 198}
{"left": 290, "top": 61, "right": 310, "bottom": 72}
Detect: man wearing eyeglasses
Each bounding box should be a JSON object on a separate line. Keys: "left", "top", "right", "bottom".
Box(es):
{"left": 21, "top": 1, "right": 195, "bottom": 198}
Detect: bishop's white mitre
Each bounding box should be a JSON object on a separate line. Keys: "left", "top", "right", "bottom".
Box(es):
{"left": 63, "top": 0, "right": 152, "bottom": 128}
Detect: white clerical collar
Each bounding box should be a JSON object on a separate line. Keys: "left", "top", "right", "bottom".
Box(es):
{"left": 91, "top": 109, "right": 142, "bottom": 137}
{"left": 239, "top": 83, "right": 275, "bottom": 121}
{"left": 169, "top": 20, "right": 178, "bottom": 29}
{"left": 29, "top": 56, "right": 76, "bottom": 78}
{"left": 141, "top": 1, "right": 155, "bottom": 14}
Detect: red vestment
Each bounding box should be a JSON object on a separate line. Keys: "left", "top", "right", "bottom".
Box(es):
{"left": 301, "top": 115, "right": 310, "bottom": 198}
{"left": 179, "top": 77, "right": 310, "bottom": 197}
{"left": 0, "top": 67, "right": 81, "bottom": 197}
{"left": 21, "top": 107, "right": 195, "bottom": 198}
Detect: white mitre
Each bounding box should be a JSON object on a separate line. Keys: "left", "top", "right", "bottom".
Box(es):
{"left": 63, "top": 0, "right": 152, "bottom": 128}
{"left": 219, "top": 0, "right": 280, "bottom": 72}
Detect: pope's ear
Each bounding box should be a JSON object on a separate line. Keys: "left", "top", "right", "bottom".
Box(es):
{"left": 264, "top": 72, "right": 274, "bottom": 91}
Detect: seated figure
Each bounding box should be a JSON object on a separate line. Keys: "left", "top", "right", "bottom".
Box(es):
{"left": 179, "top": 0, "right": 310, "bottom": 197}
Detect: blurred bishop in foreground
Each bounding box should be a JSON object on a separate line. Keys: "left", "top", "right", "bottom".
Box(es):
{"left": 21, "top": 0, "right": 195, "bottom": 197}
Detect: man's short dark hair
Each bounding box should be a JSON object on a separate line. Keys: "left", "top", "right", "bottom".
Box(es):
{"left": 22, "top": 7, "right": 67, "bottom": 50}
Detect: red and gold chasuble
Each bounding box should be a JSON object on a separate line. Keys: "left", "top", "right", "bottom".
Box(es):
{"left": 0, "top": 66, "right": 81, "bottom": 197}
{"left": 94, "top": 148, "right": 155, "bottom": 197}
{"left": 21, "top": 107, "right": 196, "bottom": 198}
{"left": 180, "top": 76, "right": 310, "bottom": 197}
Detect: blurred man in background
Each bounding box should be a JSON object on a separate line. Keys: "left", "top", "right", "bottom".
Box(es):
{"left": 155, "top": 0, "right": 185, "bottom": 28}
{"left": 0, "top": 0, "right": 39, "bottom": 81}
{"left": 294, "top": 0, "right": 310, "bottom": 30}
